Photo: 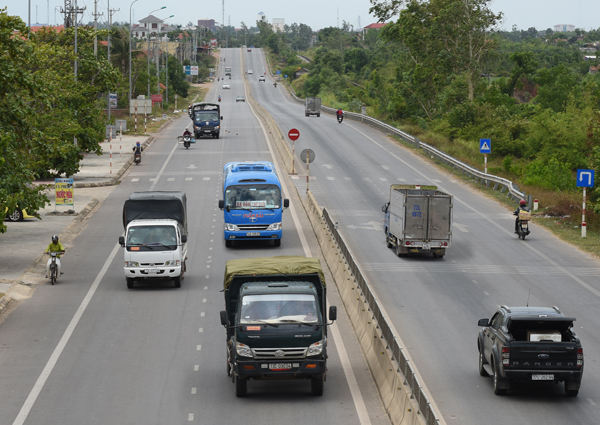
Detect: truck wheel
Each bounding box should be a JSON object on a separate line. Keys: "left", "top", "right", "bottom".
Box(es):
{"left": 493, "top": 363, "right": 508, "bottom": 395}
{"left": 565, "top": 380, "right": 580, "bottom": 397}
{"left": 317, "top": 113, "right": 320, "bottom": 117}
{"left": 225, "top": 240, "right": 233, "bottom": 248}
{"left": 234, "top": 375, "right": 247, "bottom": 397}
{"left": 173, "top": 275, "right": 181, "bottom": 288}
{"left": 126, "top": 278, "right": 135, "bottom": 289}
{"left": 274, "top": 239, "right": 281, "bottom": 247}
{"left": 215, "top": 133, "right": 220, "bottom": 139}
{"left": 478, "top": 350, "right": 488, "bottom": 377}
{"left": 311, "top": 376, "right": 324, "bottom": 396}
{"left": 395, "top": 241, "right": 406, "bottom": 257}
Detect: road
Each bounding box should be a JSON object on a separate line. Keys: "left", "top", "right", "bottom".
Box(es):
{"left": 244, "top": 48, "right": 600, "bottom": 424}
{"left": 0, "top": 49, "right": 388, "bottom": 425}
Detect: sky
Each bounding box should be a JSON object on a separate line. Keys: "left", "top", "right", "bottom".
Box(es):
{"left": 4, "top": 0, "right": 600, "bottom": 33}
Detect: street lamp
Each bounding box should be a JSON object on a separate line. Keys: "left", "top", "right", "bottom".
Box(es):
{"left": 128, "top": 0, "right": 140, "bottom": 117}
{"left": 158, "top": 15, "right": 174, "bottom": 108}
{"left": 147, "top": 6, "right": 166, "bottom": 98}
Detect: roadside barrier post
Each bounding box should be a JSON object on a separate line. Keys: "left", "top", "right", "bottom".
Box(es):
{"left": 119, "top": 121, "right": 122, "bottom": 159}
{"left": 134, "top": 101, "right": 137, "bottom": 135}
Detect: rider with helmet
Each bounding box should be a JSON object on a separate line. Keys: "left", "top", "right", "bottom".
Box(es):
{"left": 513, "top": 199, "right": 529, "bottom": 233}
{"left": 45, "top": 235, "right": 65, "bottom": 278}
{"left": 183, "top": 129, "right": 192, "bottom": 137}
{"left": 218, "top": 95, "right": 221, "bottom": 102}
{"left": 132, "top": 141, "right": 143, "bottom": 155}
{"left": 337, "top": 109, "right": 344, "bottom": 121}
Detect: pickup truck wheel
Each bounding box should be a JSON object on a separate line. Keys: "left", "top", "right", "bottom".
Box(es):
{"left": 234, "top": 375, "right": 247, "bottom": 397}
{"left": 173, "top": 275, "right": 181, "bottom": 288}
{"left": 493, "top": 364, "right": 508, "bottom": 395}
{"left": 311, "top": 376, "right": 324, "bottom": 396}
{"left": 478, "top": 350, "right": 488, "bottom": 377}
{"left": 274, "top": 239, "right": 281, "bottom": 247}
{"left": 126, "top": 278, "right": 135, "bottom": 289}
{"left": 565, "top": 380, "right": 580, "bottom": 397}
{"left": 225, "top": 240, "right": 233, "bottom": 248}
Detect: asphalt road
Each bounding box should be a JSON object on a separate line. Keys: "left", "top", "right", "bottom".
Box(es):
{"left": 0, "top": 50, "right": 389, "bottom": 425}
{"left": 244, "top": 49, "right": 600, "bottom": 424}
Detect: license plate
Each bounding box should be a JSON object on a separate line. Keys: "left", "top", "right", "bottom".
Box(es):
{"left": 269, "top": 363, "right": 292, "bottom": 370}
{"left": 145, "top": 268, "right": 159, "bottom": 273}
{"left": 422, "top": 243, "right": 430, "bottom": 250}
{"left": 246, "top": 232, "right": 260, "bottom": 236}
{"left": 532, "top": 374, "right": 554, "bottom": 381}
{"left": 522, "top": 223, "right": 528, "bottom": 229}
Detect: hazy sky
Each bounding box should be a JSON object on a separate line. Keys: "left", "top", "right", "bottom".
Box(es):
{"left": 5, "top": 0, "right": 600, "bottom": 32}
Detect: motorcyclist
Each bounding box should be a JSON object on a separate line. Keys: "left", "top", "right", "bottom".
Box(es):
{"left": 132, "top": 141, "right": 143, "bottom": 155}
{"left": 513, "top": 199, "right": 529, "bottom": 233}
{"left": 183, "top": 129, "right": 192, "bottom": 138}
{"left": 45, "top": 235, "right": 65, "bottom": 278}
{"left": 337, "top": 109, "right": 344, "bottom": 121}
{"left": 218, "top": 77, "right": 220, "bottom": 82}
{"left": 273, "top": 81, "right": 278, "bottom": 88}
{"left": 218, "top": 95, "right": 221, "bottom": 102}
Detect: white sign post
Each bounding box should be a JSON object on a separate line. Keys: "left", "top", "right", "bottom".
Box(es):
{"left": 577, "top": 169, "right": 595, "bottom": 238}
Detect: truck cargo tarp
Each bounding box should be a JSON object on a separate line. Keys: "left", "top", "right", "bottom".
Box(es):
{"left": 123, "top": 191, "right": 187, "bottom": 231}
{"left": 224, "top": 256, "right": 325, "bottom": 289}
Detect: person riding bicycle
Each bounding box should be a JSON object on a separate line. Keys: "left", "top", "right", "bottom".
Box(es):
{"left": 132, "top": 141, "right": 143, "bottom": 155}
{"left": 513, "top": 199, "right": 529, "bottom": 233}
{"left": 45, "top": 235, "right": 65, "bottom": 278}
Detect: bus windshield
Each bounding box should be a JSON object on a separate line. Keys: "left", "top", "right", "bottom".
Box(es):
{"left": 225, "top": 184, "right": 281, "bottom": 210}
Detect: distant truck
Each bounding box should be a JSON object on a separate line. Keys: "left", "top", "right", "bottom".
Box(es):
{"left": 225, "top": 66, "right": 232, "bottom": 76}
{"left": 219, "top": 256, "right": 337, "bottom": 397}
{"left": 190, "top": 102, "right": 223, "bottom": 139}
{"left": 383, "top": 184, "right": 452, "bottom": 258}
{"left": 477, "top": 305, "right": 584, "bottom": 396}
{"left": 305, "top": 97, "right": 321, "bottom": 117}
{"left": 118, "top": 191, "right": 188, "bottom": 289}
{"left": 218, "top": 161, "right": 289, "bottom": 247}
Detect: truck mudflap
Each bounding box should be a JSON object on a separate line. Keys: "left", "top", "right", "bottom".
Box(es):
{"left": 235, "top": 359, "right": 326, "bottom": 380}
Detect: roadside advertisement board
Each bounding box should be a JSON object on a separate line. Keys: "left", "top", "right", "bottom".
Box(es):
{"left": 55, "top": 178, "right": 74, "bottom": 206}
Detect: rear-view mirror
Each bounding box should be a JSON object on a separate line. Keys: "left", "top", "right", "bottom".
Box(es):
{"left": 329, "top": 306, "right": 337, "bottom": 321}
{"left": 478, "top": 318, "right": 489, "bottom": 327}
{"left": 220, "top": 310, "right": 229, "bottom": 326}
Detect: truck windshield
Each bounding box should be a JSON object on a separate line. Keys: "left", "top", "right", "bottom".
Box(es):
{"left": 240, "top": 294, "right": 319, "bottom": 324}
{"left": 126, "top": 225, "right": 177, "bottom": 249}
{"left": 195, "top": 112, "right": 219, "bottom": 122}
{"left": 225, "top": 184, "right": 281, "bottom": 210}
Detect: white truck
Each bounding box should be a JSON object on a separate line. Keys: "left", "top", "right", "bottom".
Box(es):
{"left": 305, "top": 97, "right": 321, "bottom": 117}
{"left": 382, "top": 184, "right": 453, "bottom": 258}
{"left": 118, "top": 191, "right": 188, "bottom": 288}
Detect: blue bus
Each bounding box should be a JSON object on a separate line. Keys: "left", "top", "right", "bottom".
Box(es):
{"left": 218, "top": 161, "right": 289, "bottom": 247}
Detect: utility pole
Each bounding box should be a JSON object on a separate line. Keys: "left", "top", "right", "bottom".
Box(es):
{"left": 107, "top": 1, "right": 120, "bottom": 122}
{"left": 93, "top": 0, "right": 103, "bottom": 57}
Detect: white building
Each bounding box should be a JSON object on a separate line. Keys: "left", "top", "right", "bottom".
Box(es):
{"left": 273, "top": 18, "right": 285, "bottom": 32}
{"left": 553, "top": 24, "right": 576, "bottom": 32}
{"left": 257, "top": 11, "right": 266, "bottom": 23}
{"left": 132, "top": 15, "right": 175, "bottom": 40}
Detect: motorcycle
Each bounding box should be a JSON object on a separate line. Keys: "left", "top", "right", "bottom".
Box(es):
{"left": 47, "top": 251, "right": 64, "bottom": 285}
{"left": 515, "top": 210, "right": 531, "bottom": 240}
{"left": 273, "top": 82, "right": 278, "bottom": 88}
{"left": 337, "top": 114, "right": 343, "bottom": 124}
{"left": 134, "top": 152, "right": 141, "bottom": 165}
{"left": 218, "top": 96, "right": 221, "bottom": 102}
{"left": 178, "top": 134, "right": 194, "bottom": 149}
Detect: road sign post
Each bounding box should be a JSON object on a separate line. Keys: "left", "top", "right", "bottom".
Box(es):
{"left": 300, "top": 149, "right": 315, "bottom": 194}
{"left": 288, "top": 129, "right": 300, "bottom": 175}
{"left": 577, "top": 169, "right": 595, "bottom": 237}
{"left": 480, "top": 139, "right": 491, "bottom": 175}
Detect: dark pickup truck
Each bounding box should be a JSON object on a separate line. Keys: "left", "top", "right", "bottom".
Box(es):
{"left": 477, "top": 305, "right": 583, "bottom": 396}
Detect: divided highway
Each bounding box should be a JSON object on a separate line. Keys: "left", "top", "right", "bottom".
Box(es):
{"left": 244, "top": 48, "right": 600, "bottom": 424}
{"left": 0, "top": 49, "right": 388, "bottom": 425}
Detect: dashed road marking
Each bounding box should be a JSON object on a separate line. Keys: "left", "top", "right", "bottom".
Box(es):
{"left": 587, "top": 398, "right": 597, "bottom": 405}
{"left": 199, "top": 328, "right": 204, "bottom": 333}
{"left": 131, "top": 178, "right": 139, "bottom": 182}
{"left": 191, "top": 387, "right": 197, "bottom": 394}
{"left": 203, "top": 177, "right": 211, "bottom": 180}
{"left": 167, "top": 178, "right": 175, "bottom": 182}
{"left": 344, "top": 177, "right": 352, "bottom": 181}
{"left": 185, "top": 177, "right": 193, "bottom": 181}
{"left": 197, "top": 345, "right": 202, "bottom": 351}
{"left": 200, "top": 312, "right": 205, "bottom": 317}
{"left": 194, "top": 365, "right": 199, "bottom": 371}
{"left": 188, "top": 413, "right": 194, "bottom": 421}
{"left": 327, "top": 176, "right": 335, "bottom": 180}
{"left": 379, "top": 178, "right": 388, "bottom": 182}
{"left": 203, "top": 299, "right": 207, "bottom": 303}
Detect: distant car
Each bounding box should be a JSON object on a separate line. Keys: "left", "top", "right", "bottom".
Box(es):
{"left": 236, "top": 96, "right": 246, "bottom": 102}
{"left": 222, "top": 83, "right": 230, "bottom": 89}
{"left": 247, "top": 69, "right": 253, "bottom": 74}
{"left": 259, "top": 76, "right": 265, "bottom": 82}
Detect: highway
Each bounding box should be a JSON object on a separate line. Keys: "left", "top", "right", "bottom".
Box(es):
{"left": 243, "top": 48, "right": 600, "bottom": 424}
{"left": 0, "top": 49, "right": 389, "bottom": 425}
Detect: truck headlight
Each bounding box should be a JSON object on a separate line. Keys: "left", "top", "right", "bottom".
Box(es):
{"left": 236, "top": 342, "right": 253, "bottom": 358}
{"left": 225, "top": 223, "right": 240, "bottom": 231}
{"left": 125, "top": 261, "right": 139, "bottom": 267}
{"left": 164, "top": 260, "right": 180, "bottom": 266}
{"left": 215, "top": 125, "right": 220, "bottom": 129}
{"left": 266, "top": 222, "right": 282, "bottom": 231}
{"left": 307, "top": 340, "right": 323, "bottom": 356}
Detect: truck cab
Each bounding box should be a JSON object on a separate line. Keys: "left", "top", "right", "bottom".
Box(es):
{"left": 220, "top": 256, "right": 336, "bottom": 397}
{"left": 190, "top": 102, "right": 222, "bottom": 139}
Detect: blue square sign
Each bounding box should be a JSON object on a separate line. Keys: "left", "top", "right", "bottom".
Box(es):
{"left": 479, "top": 139, "right": 491, "bottom": 154}
{"left": 577, "top": 169, "right": 595, "bottom": 187}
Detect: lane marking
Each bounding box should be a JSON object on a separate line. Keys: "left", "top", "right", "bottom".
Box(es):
{"left": 12, "top": 243, "right": 121, "bottom": 425}
{"left": 197, "top": 345, "right": 202, "bottom": 351}
{"left": 188, "top": 413, "right": 194, "bottom": 421}
{"left": 327, "top": 177, "right": 335, "bottom": 181}
{"left": 191, "top": 387, "right": 197, "bottom": 394}
{"left": 149, "top": 138, "right": 180, "bottom": 191}
{"left": 131, "top": 178, "right": 139, "bottom": 182}
{"left": 587, "top": 398, "right": 597, "bottom": 405}
{"left": 249, "top": 83, "right": 372, "bottom": 425}
{"left": 199, "top": 328, "right": 204, "bottom": 333}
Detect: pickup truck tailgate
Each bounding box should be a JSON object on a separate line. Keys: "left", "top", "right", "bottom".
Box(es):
{"left": 509, "top": 342, "right": 579, "bottom": 369}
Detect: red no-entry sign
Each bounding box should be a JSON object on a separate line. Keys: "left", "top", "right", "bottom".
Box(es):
{"left": 288, "top": 128, "right": 300, "bottom": 141}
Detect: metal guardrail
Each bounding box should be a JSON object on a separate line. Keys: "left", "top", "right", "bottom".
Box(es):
{"left": 288, "top": 91, "right": 526, "bottom": 202}
{"left": 321, "top": 207, "right": 439, "bottom": 425}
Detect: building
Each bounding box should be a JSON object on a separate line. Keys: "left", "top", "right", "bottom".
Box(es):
{"left": 257, "top": 12, "right": 266, "bottom": 23}
{"left": 198, "top": 19, "right": 217, "bottom": 32}
{"left": 273, "top": 18, "right": 284, "bottom": 32}
{"left": 553, "top": 24, "right": 576, "bottom": 32}
{"left": 131, "top": 15, "right": 174, "bottom": 40}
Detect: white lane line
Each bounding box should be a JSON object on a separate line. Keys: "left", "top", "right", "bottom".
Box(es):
{"left": 12, "top": 243, "right": 121, "bottom": 425}
{"left": 191, "top": 387, "right": 197, "bottom": 394}
{"left": 203, "top": 177, "right": 210, "bottom": 181}
{"left": 327, "top": 177, "right": 335, "bottom": 181}
{"left": 194, "top": 365, "right": 199, "bottom": 371}
{"left": 202, "top": 299, "right": 206, "bottom": 303}
{"left": 167, "top": 178, "right": 175, "bottom": 182}
{"left": 197, "top": 345, "right": 202, "bottom": 351}
{"left": 199, "top": 328, "right": 204, "bottom": 333}
{"left": 379, "top": 178, "right": 388, "bottom": 182}
{"left": 484, "top": 291, "right": 490, "bottom": 296}
{"left": 204, "top": 286, "right": 208, "bottom": 290}
{"left": 249, "top": 94, "right": 372, "bottom": 425}
{"left": 344, "top": 177, "right": 352, "bottom": 181}
{"left": 185, "top": 177, "right": 193, "bottom": 181}
{"left": 188, "top": 413, "right": 194, "bottom": 421}
{"left": 587, "top": 398, "right": 597, "bottom": 405}
{"left": 200, "top": 312, "right": 205, "bottom": 317}
{"left": 131, "top": 178, "right": 139, "bottom": 182}
{"left": 149, "top": 138, "right": 180, "bottom": 191}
